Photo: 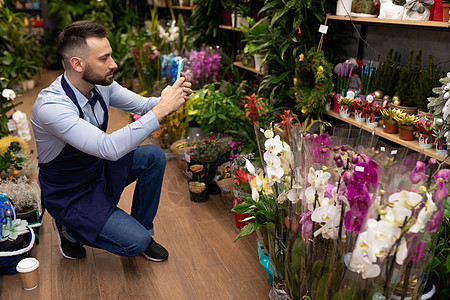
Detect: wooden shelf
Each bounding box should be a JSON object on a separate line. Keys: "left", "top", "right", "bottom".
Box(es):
{"left": 157, "top": 5, "right": 194, "bottom": 10}
{"left": 233, "top": 61, "right": 266, "bottom": 76}
{"left": 327, "top": 14, "right": 450, "bottom": 30}
{"left": 325, "top": 110, "right": 447, "bottom": 161}
{"left": 219, "top": 25, "right": 242, "bottom": 32}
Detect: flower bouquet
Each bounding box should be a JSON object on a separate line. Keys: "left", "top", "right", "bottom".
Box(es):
{"left": 232, "top": 121, "right": 448, "bottom": 299}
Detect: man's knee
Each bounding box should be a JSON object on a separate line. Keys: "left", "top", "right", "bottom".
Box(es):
{"left": 122, "top": 231, "right": 151, "bottom": 257}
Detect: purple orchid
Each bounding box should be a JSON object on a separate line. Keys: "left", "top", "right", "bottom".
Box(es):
{"left": 354, "top": 160, "right": 378, "bottom": 187}
{"left": 312, "top": 134, "right": 333, "bottom": 163}
{"left": 409, "top": 161, "right": 427, "bottom": 184}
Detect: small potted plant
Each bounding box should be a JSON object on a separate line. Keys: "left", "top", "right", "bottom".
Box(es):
{"left": 415, "top": 117, "right": 435, "bottom": 149}
{"left": 362, "top": 102, "right": 382, "bottom": 127}
{"left": 351, "top": 98, "right": 367, "bottom": 122}
{"left": 380, "top": 107, "right": 402, "bottom": 134}
{"left": 338, "top": 97, "right": 354, "bottom": 118}
{"left": 394, "top": 112, "right": 419, "bottom": 141}
{"left": 215, "top": 162, "right": 233, "bottom": 206}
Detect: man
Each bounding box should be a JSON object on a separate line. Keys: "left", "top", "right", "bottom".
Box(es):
{"left": 31, "top": 21, "right": 192, "bottom": 261}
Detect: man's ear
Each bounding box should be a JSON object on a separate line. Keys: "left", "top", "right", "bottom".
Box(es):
{"left": 69, "top": 57, "right": 84, "bottom": 73}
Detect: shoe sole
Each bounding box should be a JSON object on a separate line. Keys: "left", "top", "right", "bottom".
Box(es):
{"left": 52, "top": 218, "right": 81, "bottom": 260}
{"left": 141, "top": 252, "right": 168, "bottom": 262}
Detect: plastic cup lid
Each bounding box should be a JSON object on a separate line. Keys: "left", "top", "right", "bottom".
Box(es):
{"left": 16, "top": 257, "right": 39, "bottom": 273}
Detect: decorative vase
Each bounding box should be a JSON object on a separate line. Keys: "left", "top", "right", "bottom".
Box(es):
{"left": 254, "top": 54, "right": 264, "bottom": 72}
{"left": 338, "top": 105, "right": 350, "bottom": 118}
{"left": 418, "top": 131, "right": 435, "bottom": 149}
{"left": 336, "top": 0, "right": 353, "bottom": 16}
{"left": 354, "top": 109, "right": 365, "bottom": 122}
{"left": 399, "top": 125, "right": 416, "bottom": 141}
{"left": 366, "top": 113, "right": 380, "bottom": 127}
{"left": 436, "top": 138, "right": 448, "bottom": 157}
{"left": 417, "top": 109, "right": 434, "bottom": 122}
{"left": 382, "top": 121, "right": 398, "bottom": 134}
{"left": 187, "top": 161, "right": 209, "bottom": 203}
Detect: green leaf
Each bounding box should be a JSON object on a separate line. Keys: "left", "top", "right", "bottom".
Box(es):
{"left": 234, "top": 222, "right": 262, "bottom": 242}
{"left": 446, "top": 254, "right": 450, "bottom": 272}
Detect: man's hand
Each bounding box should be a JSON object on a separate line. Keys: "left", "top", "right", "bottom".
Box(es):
{"left": 152, "top": 73, "right": 192, "bottom": 122}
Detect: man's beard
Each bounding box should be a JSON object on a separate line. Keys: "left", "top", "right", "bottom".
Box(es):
{"left": 82, "top": 64, "right": 115, "bottom": 86}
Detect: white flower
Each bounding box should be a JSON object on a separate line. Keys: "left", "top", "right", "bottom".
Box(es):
{"left": 263, "top": 129, "right": 274, "bottom": 139}
{"left": 311, "top": 198, "right": 338, "bottom": 223}
{"left": 287, "top": 181, "right": 304, "bottom": 204}
{"left": 2, "top": 88, "right": 16, "bottom": 100}
{"left": 395, "top": 238, "right": 408, "bottom": 265}
{"left": 409, "top": 192, "right": 437, "bottom": 233}
{"left": 365, "top": 219, "right": 400, "bottom": 262}
{"left": 251, "top": 187, "right": 259, "bottom": 202}
{"left": 388, "top": 190, "right": 422, "bottom": 209}
{"left": 266, "top": 164, "right": 284, "bottom": 184}
{"left": 264, "top": 135, "right": 284, "bottom": 155}
{"left": 264, "top": 151, "right": 281, "bottom": 169}
{"left": 349, "top": 247, "right": 381, "bottom": 279}
{"left": 245, "top": 158, "right": 256, "bottom": 175}
{"left": 382, "top": 206, "right": 412, "bottom": 227}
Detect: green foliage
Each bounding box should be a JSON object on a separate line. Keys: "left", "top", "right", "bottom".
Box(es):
{"left": 396, "top": 51, "right": 423, "bottom": 107}
{"left": 188, "top": 0, "right": 224, "bottom": 47}
{"left": 254, "top": 0, "right": 330, "bottom": 109}
{"left": 0, "top": 7, "right": 41, "bottom": 81}
{"left": 414, "top": 55, "right": 444, "bottom": 110}
{"left": 187, "top": 81, "right": 248, "bottom": 134}
{"left": 372, "top": 49, "right": 401, "bottom": 98}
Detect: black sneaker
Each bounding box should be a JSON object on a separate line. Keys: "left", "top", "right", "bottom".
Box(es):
{"left": 142, "top": 238, "right": 168, "bottom": 262}
{"left": 52, "top": 219, "right": 86, "bottom": 260}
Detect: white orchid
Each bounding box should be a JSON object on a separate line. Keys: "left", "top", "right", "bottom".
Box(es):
{"left": 395, "top": 238, "right": 409, "bottom": 265}
{"left": 364, "top": 219, "right": 401, "bottom": 262}
{"left": 264, "top": 134, "right": 284, "bottom": 155}
{"left": 388, "top": 190, "right": 422, "bottom": 209}
{"left": 2, "top": 88, "right": 16, "bottom": 100}
{"left": 245, "top": 158, "right": 256, "bottom": 175}
{"left": 349, "top": 247, "right": 381, "bottom": 279}
{"left": 312, "top": 198, "right": 341, "bottom": 239}
{"left": 409, "top": 193, "right": 437, "bottom": 233}
{"left": 287, "top": 181, "right": 304, "bottom": 204}
{"left": 266, "top": 163, "right": 284, "bottom": 184}
{"left": 305, "top": 167, "right": 331, "bottom": 210}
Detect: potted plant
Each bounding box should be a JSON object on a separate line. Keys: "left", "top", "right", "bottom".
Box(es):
{"left": 373, "top": 49, "right": 401, "bottom": 102}
{"left": 415, "top": 117, "right": 435, "bottom": 149}
{"left": 215, "top": 162, "right": 233, "bottom": 206}
{"left": 393, "top": 51, "right": 423, "bottom": 115}
{"left": 186, "top": 137, "right": 232, "bottom": 202}
{"left": 363, "top": 102, "right": 382, "bottom": 127}
{"left": 240, "top": 17, "right": 270, "bottom": 72}
{"left": 338, "top": 97, "right": 354, "bottom": 118}
{"left": 351, "top": 98, "right": 367, "bottom": 122}
{"left": 444, "top": 0, "right": 450, "bottom": 21}
{"left": 380, "top": 107, "right": 402, "bottom": 134}
{"left": 394, "top": 112, "right": 419, "bottom": 141}
{"left": 351, "top": 0, "right": 379, "bottom": 17}
{"left": 427, "top": 72, "right": 450, "bottom": 157}
{"left": 414, "top": 54, "right": 443, "bottom": 118}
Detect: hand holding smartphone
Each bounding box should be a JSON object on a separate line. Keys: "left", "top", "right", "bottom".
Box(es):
{"left": 177, "top": 58, "right": 184, "bottom": 79}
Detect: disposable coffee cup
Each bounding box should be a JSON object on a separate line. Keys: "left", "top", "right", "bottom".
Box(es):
{"left": 16, "top": 257, "right": 39, "bottom": 290}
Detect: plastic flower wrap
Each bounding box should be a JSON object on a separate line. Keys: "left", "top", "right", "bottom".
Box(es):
{"left": 232, "top": 121, "right": 448, "bottom": 299}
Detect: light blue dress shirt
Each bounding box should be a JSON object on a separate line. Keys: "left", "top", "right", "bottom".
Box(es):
{"left": 31, "top": 73, "right": 161, "bottom": 164}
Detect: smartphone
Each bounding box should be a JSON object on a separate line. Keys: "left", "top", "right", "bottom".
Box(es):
{"left": 177, "top": 58, "right": 184, "bottom": 79}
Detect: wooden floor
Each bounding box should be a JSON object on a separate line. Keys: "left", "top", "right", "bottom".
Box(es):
{"left": 0, "top": 70, "right": 270, "bottom": 299}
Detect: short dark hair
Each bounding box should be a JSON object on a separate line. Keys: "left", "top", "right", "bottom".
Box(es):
{"left": 57, "top": 21, "right": 107, "bottom": 64}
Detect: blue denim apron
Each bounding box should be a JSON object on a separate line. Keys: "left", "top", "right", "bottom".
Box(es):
{"left": 38, "top": 75, "right": 134, "bottom": 244}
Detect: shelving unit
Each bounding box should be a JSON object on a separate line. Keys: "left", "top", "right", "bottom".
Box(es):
{"left": 233, "top": 61, "right": 266, "bottom": 75}
{"left": 327, "top": 14, "right": 449, "bottom": 30}
{"left": 325, "top": 110, "right": 447, "bottom": 162}
{"left": 218, "top": 24, "right": 242, "bottom": 32}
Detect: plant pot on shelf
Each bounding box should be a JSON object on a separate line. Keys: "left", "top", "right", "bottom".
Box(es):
{"left": 0, "top": 226, "right": 35, "bottom": 275}
{"left": 398, "top": 125, "right": 416, "bottom": 141}
{"left": 436, "top": 138, "right": 448, "bottom": 157}
{"left": 223, "top": 9, "right": 231, "bottom": 26}
{"left": 254, "top": 54, "right": 264, "bottom": 72}
{"left": 418, "top": 131, "right": 435, "bottom": 149}
{"left": 417, "top": 109, "right": 434, "bottom": 122}
{"left": 351, "top": 0, "right": 378, "bottom": 17}
{"left": 382, "top": 120, "right": 398, "bottom": 134}
{"left": 444, "top": 3, "right": 450, "bottom": 21}
{"left": 390, "top": 103, "right": 418, "bottom": 116}
{"left": 336, "top": 0, "right": 352, "bottom": 16}
{"left": 366, "top": 113, "right": 380, "bottom": 127}
{"left": 233, "top": 190, "right": 250, "bottom": 229}
{"left": 354, "top": 109, "right": 365, "bottom": 122}
{"left": 338, "top": 105, "right": 351, "bottom": 118}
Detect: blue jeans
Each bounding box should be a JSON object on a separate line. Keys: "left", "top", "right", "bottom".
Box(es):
{"left": 64, "top": 144, "right": 166, "bottom": 256}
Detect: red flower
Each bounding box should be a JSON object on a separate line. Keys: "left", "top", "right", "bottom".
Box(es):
{"left": 240, "top": 93, "right": 266, "bottom": 126}
{"left": 276, "top": 110, "right": 298, "bottom": 142}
